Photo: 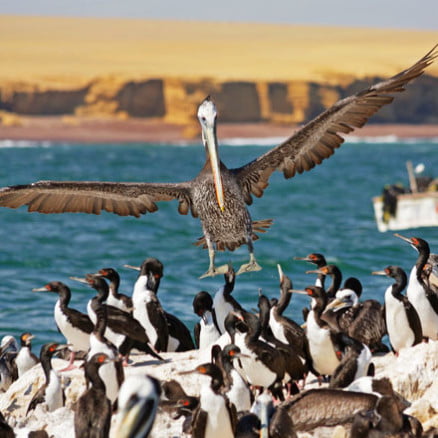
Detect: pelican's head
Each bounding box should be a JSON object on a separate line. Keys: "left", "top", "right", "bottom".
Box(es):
{"left": 197, "top": 96, "right": 225, "bottom": 211}
{"left": 197, "top": 96, "right": 217, "bottom": 131}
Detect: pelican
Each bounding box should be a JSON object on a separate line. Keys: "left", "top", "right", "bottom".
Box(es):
{"left": 0, "top": 47, "right": 436, "bottom": 278}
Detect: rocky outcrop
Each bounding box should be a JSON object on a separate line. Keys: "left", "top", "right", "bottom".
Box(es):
{"left": 1, "top": 74, "right": 437, "bottom": 130}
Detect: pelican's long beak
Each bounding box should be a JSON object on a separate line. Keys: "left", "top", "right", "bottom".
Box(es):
{"left": 203, "top": 123, "right": 225, "bottom": 212}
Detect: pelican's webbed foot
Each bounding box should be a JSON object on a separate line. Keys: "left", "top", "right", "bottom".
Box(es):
{"left": 199, "top": 264, "right": 229, "bottom": 279}
{"left": 236, "top": 258, "right": 262, "bottom": 275}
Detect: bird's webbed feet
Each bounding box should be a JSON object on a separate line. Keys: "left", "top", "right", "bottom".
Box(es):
{"left": 236, "top": 257, "right": 262, "bottom": 276}
{"left": 199, "top": 264, "right": 230, "bottom": 279}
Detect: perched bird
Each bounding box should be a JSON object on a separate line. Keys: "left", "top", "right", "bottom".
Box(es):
{"left": 115, "top": 375, "right": 161, "bottom": 438}
{"left": 86, "top": 298, "right": 124, "bottom": 405}
{"left": 395, "top": 234, "right": 438, "bottom": 340}
{"left": 129, "top": 258, "right": 195, "bottom": 352}
{"left": 372, "top": 266, "right": 422, "bottom": 354}
{"left": 220, "top": 344, "right": 253, "bottom": 413}
{"left": 268, "top": 265, "right": 310, "bottom": 362}
{"left": 258, "top": 294, "right": 308, "bottom": 386}
{"left": 269, "top": 388, "right": 378, "bottom": 435}
{"left": 293, "top": 286, "right": 342, "bottom": 376}
{"left": 321, "top": 282, "right": 387, "bottom": 353}
{"left": 183, "top": 363, "right": 237, "bottom": 438}
{"left": 93, "top": 267, "right": 133, "bottom": 313}
{"left": 213, "top": 266, "right": 243, "bottom": 334}
{"left": 160, "top": 379, "right": 199, "bottom": 435}
{"left": 0, "top": 336, "right": 18, "bottom": 391}
{"left": 0, "top": 48, "right": 435, "bottom": 278}
{"left": 15, "top": 332, "right": 39, "bottom": 378}
{"left": 74, "top": 353, "right": 112, "bottom": 438}
{"left": 130, "top": 258, "right": 169, "bottom": 352}
{"left": 27, "top": 342, "right": 67, "bottom": 414}
{"left": 329, "top": 334, "right": 373, "bottom": 389}
{"left": 193, "top": 291, "right": 221, "bottom": 350}
{"left": 32, "top": 281, "right": 93, "bottom": 370}
{"left": 229, "top": 310, "right": 286, "bottom": 400}
{"left": 73, "top": 274, "right": 162, "bottom": 362}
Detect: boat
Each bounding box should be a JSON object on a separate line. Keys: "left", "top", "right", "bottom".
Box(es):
{"left": 372, "top": 161, "right": 438, "bottom": 232}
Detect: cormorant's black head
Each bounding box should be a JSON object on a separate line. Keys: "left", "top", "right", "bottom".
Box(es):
{"left": 343, "top": 277, "right": 363, "bottom": 297}
{"left": 40, "top": 342, "right": 67, "bottom": 361}
{"left": 294, "top": 253, "right": 327, "bottom": 267}
{"left": 193, "top": 291, "right": 213, "bottom": 316}
{"left": 97, "top": 268, "right": 119, "bottom": 282}
{"left": 395, "top": 233, "right": 430, "bottom": 254}
{"left": 32, "top": 281, "right": 70, "bottom": 295}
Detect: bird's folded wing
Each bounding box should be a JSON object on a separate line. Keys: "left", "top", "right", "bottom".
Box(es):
{"left": 233, "top": 45, "right": 437, "bottom": 205}
{"left": 0, "top": 181, "right": 193, "bottom": 217}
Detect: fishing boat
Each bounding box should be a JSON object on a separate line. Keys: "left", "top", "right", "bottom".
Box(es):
{"left": 373, "top": 161, "right": 438, "bottom": 232}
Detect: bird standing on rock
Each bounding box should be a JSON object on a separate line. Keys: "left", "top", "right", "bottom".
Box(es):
{"left": 372, "top": 265, "right": 422, "bottom": 354}
{"left": 0, "top": 48, "right": 436, "bottom": 278}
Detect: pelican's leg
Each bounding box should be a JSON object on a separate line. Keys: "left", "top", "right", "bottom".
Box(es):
{"left": 236, "top": 239, "right": 262, "bottom": 275}
{"left": 199, "top": 238, "right": 228, "bottom": 279}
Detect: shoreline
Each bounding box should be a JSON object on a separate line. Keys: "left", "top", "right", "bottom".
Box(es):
{"left": 1, "top": 116, "right": 438, "bottom": 144}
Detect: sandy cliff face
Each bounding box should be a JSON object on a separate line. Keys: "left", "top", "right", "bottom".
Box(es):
{"left": 0, "top": 74, "right": 437, "bottom": 135}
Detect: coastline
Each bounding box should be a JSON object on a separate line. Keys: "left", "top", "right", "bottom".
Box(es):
{"left": 1, "top": 116, "right": 438, "bottom": 144}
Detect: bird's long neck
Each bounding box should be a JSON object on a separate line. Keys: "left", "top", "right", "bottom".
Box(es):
{"left": 276, "top": 280, "right": 292, "bottom": 315}
{"left": 390, "top": 271, "right": 407, "bottom": 299}
{"left": 91, "top": 299, "right": 108, "bottom": 338}
{"left": 326, "top": 267, "right": 342, "bottom": 299}
{"left": 109, "top": 273, "right": 121, "bottom": 297}
{"left": 57, "top": 286, "right": 71, "bottom": 310}
{"left": 41, "top": 354, "right": 53, "bottom": 383}
{"left": 415, "top": 242, "right": 430, "bottom": 282}
{"left": 86, "top": 364, "right": 106, "bottom": 393}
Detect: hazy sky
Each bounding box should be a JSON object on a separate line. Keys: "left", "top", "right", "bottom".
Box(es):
{"left": 1, "top": 0, "right": 438, "bottom": 30}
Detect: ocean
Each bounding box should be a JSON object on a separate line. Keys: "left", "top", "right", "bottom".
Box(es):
{"left": 0, "top": 137, "right": 437, "bottom": 354}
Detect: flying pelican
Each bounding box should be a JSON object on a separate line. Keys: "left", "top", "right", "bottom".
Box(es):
{"left": 0, "top": 47, "right": 436, "bottom": 278}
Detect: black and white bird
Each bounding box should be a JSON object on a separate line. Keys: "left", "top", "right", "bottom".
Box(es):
{"left": 27, "top": 342, "right": 68, "bottom": 414}
{"left": 193, "top": 291, "right": 221, "bottom": 350}
{"left": 130, "top": 258, "right": 169, "bottom": 352}
{"left": 73, "top": 274, "right": 162, "bottom": 362}
{"left": 115, "top": 375, "right": 162, "bottom": 438}
{"left": 220, "top": 344, "right": 253, "bottom": 413}
{"left": 0, "top": 336, "right": 18, "bottom": 391}
{"left": 372, "top": 265, "right": 423, "bottom": 354}
{"left": 328, "top": 334, "right": 373, "bottom": 389}
{"left": 293, "top": 286, "right": 342, "bottom": 377}
{"left": 32, "top": 281, "right": 93, "bottom": 370}
{"left": 15, "top": 332, "right": 39, "bottom": 378}
{"left": 128, "top": 258, "right": 194, "bottom": 352}
{"left": 184, "top": 363, "right": 237, "bottom": 438}
{"left": 86, "top": 298, "right": 124, "bottom": 406}
{"left": 74, "top": 353, "right": 112, "bottom": 438}
{"left": 93, "top": 267, "right": 133, "bottom": 313}
{"left": 230, "top": 311, "right": 286, "bottom": 400}
{"left": 395, "top": 233, "right": 438, "bottom": 340}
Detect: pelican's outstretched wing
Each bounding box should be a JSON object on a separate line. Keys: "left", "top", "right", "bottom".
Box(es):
{"left": 233, "top": 45, "right": 437, "bottom": 205}
{"left": 0, "top": 181, "right": 193, "bottom": 217}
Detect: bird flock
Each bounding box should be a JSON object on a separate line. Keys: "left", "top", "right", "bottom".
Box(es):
{"left": 0, "top": 233, "right": 437, "bottom": 437}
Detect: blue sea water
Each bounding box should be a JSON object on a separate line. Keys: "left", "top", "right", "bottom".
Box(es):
{"left": 0, "top": 137, "right": 437, "bottom": 354}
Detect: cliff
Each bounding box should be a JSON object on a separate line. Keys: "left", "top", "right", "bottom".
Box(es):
{"left": 1, "top": 74, "right": 437, "bottom": 137}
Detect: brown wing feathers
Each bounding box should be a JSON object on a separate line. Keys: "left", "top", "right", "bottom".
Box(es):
{"left": 235, "top": 45, "right": 437, "bottom": 202}
{"left": 0, "top": 181, "right": 191, "bottom": 218}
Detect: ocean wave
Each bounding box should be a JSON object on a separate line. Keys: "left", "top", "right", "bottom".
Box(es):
{"left": 0, "top": 139, "right": 54, "bottom": 148}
